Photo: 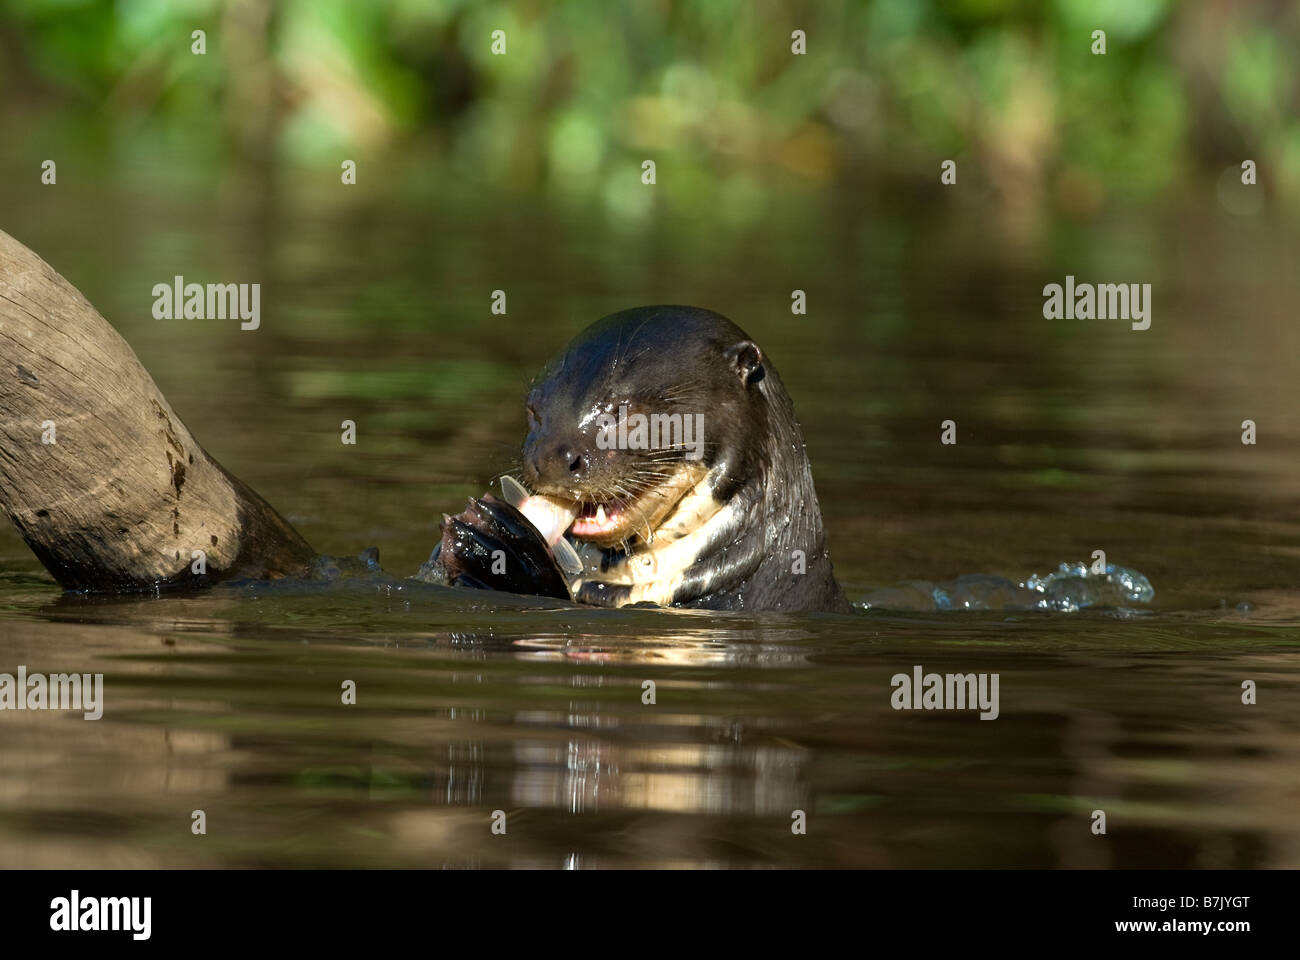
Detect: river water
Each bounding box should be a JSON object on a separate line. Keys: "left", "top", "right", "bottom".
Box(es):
{"left": 1, "top": 150, "right": 1298, "bottom": 867}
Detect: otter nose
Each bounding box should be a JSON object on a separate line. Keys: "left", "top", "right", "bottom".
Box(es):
{"left": 533, "top": 443, "right": 587, "bottom": 487}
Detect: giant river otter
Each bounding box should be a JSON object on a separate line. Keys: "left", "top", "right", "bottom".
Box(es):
{"left": 0, "top": 230, "right": 850, "bottom": 608}
{"left": 422, "top": 306, "right": 851, "bottom": 613}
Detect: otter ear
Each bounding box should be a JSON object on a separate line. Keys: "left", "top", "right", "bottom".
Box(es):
{"left": 726, "top": 340, "right": 765, "bottom": 386}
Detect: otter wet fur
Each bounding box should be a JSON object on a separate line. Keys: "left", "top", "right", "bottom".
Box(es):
{"left": 427, "top": 306, "right": 851, "bottom": 613}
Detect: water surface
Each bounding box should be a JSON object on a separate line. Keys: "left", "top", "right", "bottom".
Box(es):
{"left": 2, "top": 150, "right": 1298, "bottom": 867}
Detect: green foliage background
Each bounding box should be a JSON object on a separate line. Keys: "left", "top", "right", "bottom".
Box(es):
{"left": 3, "top": 0, "right": 1298, "bottom": 218}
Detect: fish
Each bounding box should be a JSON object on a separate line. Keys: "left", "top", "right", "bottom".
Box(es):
{"left": 499, "top": 476, "right": 584, "bottom": 576}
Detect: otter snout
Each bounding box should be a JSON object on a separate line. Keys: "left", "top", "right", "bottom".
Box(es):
{"left": 527, "top": 439, "right": 591, "bottom": 489}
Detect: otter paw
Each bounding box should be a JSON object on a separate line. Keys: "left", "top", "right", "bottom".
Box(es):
{"left": 436, "top": 495, "right": 572, "bottom": 600}
{"left": 572, "top": 581, "right": 634, "bottom": 607}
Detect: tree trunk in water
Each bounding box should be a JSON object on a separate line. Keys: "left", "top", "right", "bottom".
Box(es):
{"left": 0, "top": 228, "right": 314, "bottom": 591}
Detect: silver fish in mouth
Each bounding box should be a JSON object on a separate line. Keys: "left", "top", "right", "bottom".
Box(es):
{"left": 498, "top": 475, "right": 583, "bottom": 576}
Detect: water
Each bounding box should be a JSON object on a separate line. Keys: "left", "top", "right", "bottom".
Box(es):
{"left": 2, "top": 146, "right": 1299, "bottom": 867}
{"left": 865, "top": 562, "right": 1156, "bottom": 613}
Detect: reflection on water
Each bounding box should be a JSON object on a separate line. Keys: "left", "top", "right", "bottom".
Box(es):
{"left": 0, "top": 577, "right": 1296, "bottom": 869}
{"left": 1, "top": 152, "right": 1299, "bottom": 868}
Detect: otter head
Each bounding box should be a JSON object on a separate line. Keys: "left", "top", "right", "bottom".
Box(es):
{"left": 519, "top": 306, "right": 847, "bottom": 612}
{"left": 522, "top": 306, "right": 769, "bottom": 547}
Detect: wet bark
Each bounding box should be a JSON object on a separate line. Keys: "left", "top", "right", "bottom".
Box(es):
{"left": 0, "top": 228, "right": 314, "bottom": 591}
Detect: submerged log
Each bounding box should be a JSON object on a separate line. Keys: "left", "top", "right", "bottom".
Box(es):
{"left": 0, "top": 228, "right": 314, "bottom": 591}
